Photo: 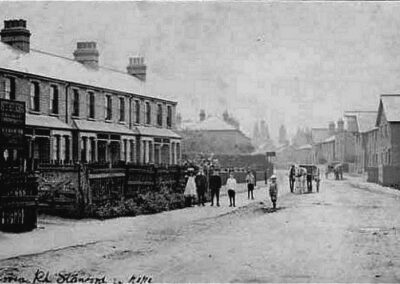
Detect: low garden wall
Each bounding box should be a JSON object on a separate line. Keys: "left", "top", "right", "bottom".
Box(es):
{"left": 37, "top": 163, "right": 270, "bottom": 219}
{"left": 366, "top": 167, "right": 378, "bottom": 183}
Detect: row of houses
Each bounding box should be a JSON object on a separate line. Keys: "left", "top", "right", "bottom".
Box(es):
{"left": 293, "top": 94, "right": 400, "bottom": 187}
{"left": 0, "top": 19, "right": 182, "bottom": 167}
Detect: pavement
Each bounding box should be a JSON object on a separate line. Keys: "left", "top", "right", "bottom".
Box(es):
{"left": 1, "top": 171, "right": 400, "bottom": 283}
{"left": 0, "top": 182, "right": 272, "bottom": 261}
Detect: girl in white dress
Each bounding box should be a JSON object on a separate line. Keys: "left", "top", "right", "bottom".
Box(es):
{"left": 184, "top": 169, "right": 197, "bottom": 206}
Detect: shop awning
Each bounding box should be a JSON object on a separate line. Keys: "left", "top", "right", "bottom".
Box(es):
{"left": 26, "top": 114, "right": 72, "bottom": 130}
{"left": 73, "top": 119, "right": 137, "bottom": 135}
{"left": 136, "top": 126, "right": 181, "bottom": 139}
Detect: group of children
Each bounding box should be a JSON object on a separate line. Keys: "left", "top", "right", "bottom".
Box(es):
{"left": 184, "top": 169, "right": 279, "bottom": 209}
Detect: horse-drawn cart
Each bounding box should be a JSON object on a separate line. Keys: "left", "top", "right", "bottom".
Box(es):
{"left": 299, "top": 164, "right": 321, "bottom": 193}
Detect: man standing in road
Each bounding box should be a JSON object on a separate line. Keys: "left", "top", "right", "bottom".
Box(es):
{"left": 195, "top": 169, "right": 208, "bottom": 206}
{"left": 209, "top": 168, "right": 222, "bottom": 207}
{"left": 246, "top": 170, "right": 256, "bottom": 200}
{"left": 289, "top": 164, "right": 295, "bottom": 193}
{"left": 269, "top": 175, "right": 278, "bottom": 210}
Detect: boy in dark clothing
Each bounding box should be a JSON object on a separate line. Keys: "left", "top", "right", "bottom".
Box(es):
{"left": 195, "top": 170, "right": 207, "bottom": 206}
{"left": 209, "top": 169, "right": 222, "bottom": 206}
{"left": 269, "top": 175, "right": 278, "bottom": 209}
{"left": 246, "top": 170, "right": 256, "bottom": 200}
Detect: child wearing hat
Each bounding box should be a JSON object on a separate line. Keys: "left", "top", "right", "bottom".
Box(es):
{"left": 269, "top": 174, "right": 278, "bottom": 209}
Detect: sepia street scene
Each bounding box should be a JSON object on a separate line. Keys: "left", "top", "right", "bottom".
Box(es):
{"left": 0, "top": 1, "right": 400, "bottom": 283}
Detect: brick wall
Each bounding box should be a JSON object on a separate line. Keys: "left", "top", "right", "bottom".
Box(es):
{"left": 0, "top": 71, "right": 179, "bottom": 135}
{"left": 94, "top": 90, "right": 104, "bottom": 121}
{"left": 379, "top": 165, "right": 400, "bottom": 186}
{"left": 76, "top": 88, "right": 87, "bottom": 119}
{"left": 390, "top": 123, "right": 400, "bottom": 167}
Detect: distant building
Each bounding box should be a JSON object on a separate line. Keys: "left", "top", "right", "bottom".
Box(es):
{"left": 294, "top": 144, "right": 313, "bottom": 164}
{"left": 313, "top": 135, "right": 335, "bottom": 165}
{"left": 275, "top": 143, "right": 296, "bottom": 168}
{"left": 335, "top": 118, "right": 357, "bottom": 165}
{"left": 312, "top": 117, "right": 358, "bottom": 169}
{"left": 180, "top": 111, "right": 253, "bottom": 156}
{"left": 343, "top": 111, "right": 377, "bottom": 173}
{"left": 311, "top": 127, "right": 332, "bottom": 145}
{"left": 0, "top": 19, "right": 181, "bottom": 166}
{"left": 311, "top": 124, "right": 335, "bottom": 164}
{"left": 311, "top": 116, "right": 358, "bottom": 169}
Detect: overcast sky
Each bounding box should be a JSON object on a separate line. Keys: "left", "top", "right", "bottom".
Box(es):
{"left": 1, "top": 1, "right": 400, "bottom": 139}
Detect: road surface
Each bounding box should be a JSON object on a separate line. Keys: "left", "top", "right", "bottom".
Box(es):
{"left": 1, "top": 171, "right": 400, "bottom": 283}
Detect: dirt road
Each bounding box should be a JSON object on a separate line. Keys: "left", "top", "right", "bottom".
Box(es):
{"left": 1, "top": 171, "right": 400, "bottom": 283}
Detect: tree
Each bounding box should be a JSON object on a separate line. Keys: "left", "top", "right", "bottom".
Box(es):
{"left": 259, "top": 120, "right": 270, "bottom": 141}
{"left": 279, "top": 125, "right": 288, "bottom": 144}
{"left": 252, "top": 122, "right": 261, "bottom": 146}
{"left": 291, "top": 127, "right": 312, "bottom": 147}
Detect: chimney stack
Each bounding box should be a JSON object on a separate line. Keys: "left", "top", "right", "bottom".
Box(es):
{"left": 0, "top": 19, "right": 31, "bottom": 52}
{"left": 73, "top": 42, "right": 99, "bottom": 69}
{"left": 127, "top": 57, "right": 147, "bottom": 81}
{"left": 337, "top": 118, "right": 344, "bottom": 132}
{"left": 199, "top": 109, "right": 206, "bottom": 122}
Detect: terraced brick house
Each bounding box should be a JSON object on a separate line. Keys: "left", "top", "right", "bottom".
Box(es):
{"left": 0, "top": 19, "right": 181, "bottom": 167}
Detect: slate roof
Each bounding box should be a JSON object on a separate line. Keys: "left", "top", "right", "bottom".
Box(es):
{"left": 26, "top": 114, "right": 72, "bottom": 130}
{"left": 0, "top": 42, "right": 174, "bottom": 103}
{"left": 297, "top": 144, "right": 312, "bottom": 150}
{"left": 136, "top": 126, "right": 181, "bottom": 139}
{"left": 345, "top": 111, "right": 377, "bottom": 133}
{"left": 377, "top": 95, "right": 400, "bottom": 124}
{"left": 311, "top": 128, "right": 331, "bottom": 144}
{"left": 73, "top": 119, "right": 137, "bottom": 135}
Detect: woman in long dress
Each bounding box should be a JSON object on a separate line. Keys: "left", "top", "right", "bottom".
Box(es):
{"left": 184, "top": 169, "right": 197, "bottom": 207}
{"left": 295, "top": 166, "right": 302, "bottom": 193}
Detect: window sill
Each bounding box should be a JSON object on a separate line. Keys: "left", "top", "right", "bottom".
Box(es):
{"left": 71, "top": 115, "right": 80, "bottom": 120}
{"left": 49, "top": 113, "right": 59, "bottom": 117}
{"left": 105, "top": 119, "right": 113, "bottom": 123}
{"left": 87, "top": 118, "right": 96, "bottom": 121}
{"left": 118, "top": 121, "right": 126, "bottom": 125}
{"left": 28, "top": 110, "right": 41, "bottom": 115}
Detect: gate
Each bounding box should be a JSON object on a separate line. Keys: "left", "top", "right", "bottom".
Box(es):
{"left": 0, "top": 171, "right": 38, "bottom": 232}
{"left": 0, "top": 99, "right": 38, "bottom": 232}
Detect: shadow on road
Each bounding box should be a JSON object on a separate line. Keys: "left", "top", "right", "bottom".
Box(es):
{"left": 254, "top": 206, "right": 286, "bottom": 214}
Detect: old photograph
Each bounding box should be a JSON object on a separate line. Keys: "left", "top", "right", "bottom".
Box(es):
{"left": 0, "top": 0, "right": 400, "bottom": 283}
